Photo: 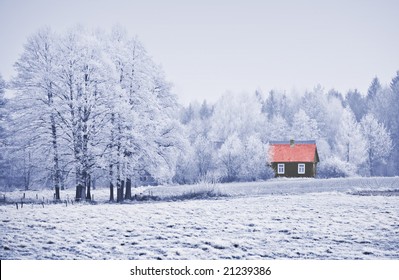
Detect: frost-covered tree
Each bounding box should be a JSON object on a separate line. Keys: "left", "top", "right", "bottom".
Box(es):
{"left": 263, "top": 90, "right": 292, "bottom": 121}
{"left": 301, "top": 85, "right": 326, "bottom": 119}
{"left": 263, "top": 90, "right": 279, "bottom": 120}
{"left": 217, "top": 134, "right": 243, "bottom": 182}
{"left": 240, "top": 135, "right": 270, "bottom": 181}
{"left": 181, "top": 103, "right": 194, "bottom": 125}
{"left": 360, "top": 114, "right": 392, "bottom": 176}
{"left": 367, "top": 87, "right": 393, "bottom": 126}
{"left": 0, "top": 74, "right": 8, "bottom": 184}
{"left": 367, "top": 77, "right": 382, "bottom": 101}
{"left": 100, "top": 27, "right": 184, "bottom": 201}
{"left": 12, "top": 28, "right": 65, "bottom": 198}
{"left": 389, "top": 71, "right": 399, "bottom": 175}
{"left": 364, "top": 78, "right": 398, "bottom": 176}
{"left": 291, "top": 109, "right": 320, "bottom": 140}
{"left": 334, "top": 108, "right": 367, "bottom": 174}
{"left": 327, "top": 89, "right": 345, "bottom": 105}
{"left": 53, "top": 27, "right": 116, "bottom": 201}
{"left": 264, "top": 115, "right": 291, "bottom": 142}
{"left": 193, "top": 135, "right": 216, "bottom": 178}
{"left": 210, "top": 92, "right": 263, "bottom": 142}
{"left": 199, "top": 100, "right": 213, "bottom": 120}
{"left": 173, "top": 140, "right": 197, "bottom": 184}
{"left": 345, "top": 89, "right": 366, "bottom": 122}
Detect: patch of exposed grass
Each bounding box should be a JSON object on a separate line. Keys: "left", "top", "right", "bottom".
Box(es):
{"left": 167, "top": 180, "right": 228, "bottom": 201}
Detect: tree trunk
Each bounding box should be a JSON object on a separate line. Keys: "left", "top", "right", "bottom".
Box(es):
{"left": 86, "top": 174, "right": 91, "bottom": 201}
{"left": 121, "top": 180, "right": 125, "bottom": 201}
{"left": 47, "top": 81, "right": 62, "bottom": 201}
{"left": 81, "top": 185, "right": 86, "bottom": 201}
{"left": 74, "top": 166, "right": 81, "bottom": 200}
{"left": 51, "top": 114, "right": 61, "bottom": 200}
{"left": 109, "top": 182, "right": 114, "bottom": 202}
{"left": 60, "top": 171, "right": 65, "bottom": 190}
{"left": 117, "top": 179, "right": 125, "bottom": 203}
{"left": 368, "top": 150, "right": 374, "bottom": 177}
{"left": 23, "top": 151, "right": 31, "bottom": 191}
{"left": 125, "top": 178, "right": 132, "bottom": 200}
{"left": 55, "top": 186, "right": 60, "bottom": 201}
{"left": 75, "top": 184, "right": 82, "bottom": 201}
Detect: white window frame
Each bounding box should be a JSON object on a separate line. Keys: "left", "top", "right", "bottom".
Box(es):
{"left": 298, "top": 163, "right": 305, "bottom": 174}
{"left": 277, "top": 163, "right": 285, "bottom": 174}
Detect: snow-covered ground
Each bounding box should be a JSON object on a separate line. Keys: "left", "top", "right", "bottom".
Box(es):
{"left": 1, "top": 177, "right": 399, "bottom": 259}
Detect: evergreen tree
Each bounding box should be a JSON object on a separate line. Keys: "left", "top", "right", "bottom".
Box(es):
{"left": 367, "top": 77, "right": 382, "bottom": 100}
{"left": 389, "top": 71, "right": 399, "bottom": 175}
{"left": 263, "top": 90, "right": 279, "bottom": 120}
{"left": 345, "top": 89, "right": 367, "bottom": 122}
{"left": 199, "top": 100, "right": 213, "bottom": 120}
{"left": 390, "top": 70, "right": 399, "bottom": 93}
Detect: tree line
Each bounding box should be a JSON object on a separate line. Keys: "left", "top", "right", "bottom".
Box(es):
{"left": 175, "top": 78, "right": 398, "bottom": 183}
{"left": 0, "top": 26, "right": 398, "bottom": 200}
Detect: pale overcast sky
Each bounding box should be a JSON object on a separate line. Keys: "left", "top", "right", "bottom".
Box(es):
{"left": 1, "top": 0, "right": 398, "bottom": 104}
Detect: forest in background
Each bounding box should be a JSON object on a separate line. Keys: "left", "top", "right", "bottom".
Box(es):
{"left": 0, "top": 26, "right": 398, "bottom": 201}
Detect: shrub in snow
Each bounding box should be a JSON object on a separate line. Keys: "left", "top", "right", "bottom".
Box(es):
{"left": 318, "top": 156, "right": 356, "bottom": 178}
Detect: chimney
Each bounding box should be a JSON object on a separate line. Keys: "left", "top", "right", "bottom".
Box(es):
{"left": 290, "top": 139, "right": 295, "bottom": 147}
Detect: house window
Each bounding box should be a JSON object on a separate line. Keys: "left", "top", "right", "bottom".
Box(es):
{"left": 277, "top": 164, "right": 285, "bottom": 174}
{"left": 298, "top": 163, "right": 305, "bottom": 174}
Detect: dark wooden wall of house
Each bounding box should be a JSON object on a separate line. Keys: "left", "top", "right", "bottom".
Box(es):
{"left": 271, "top": 162, "right": 317, "bottom": 178}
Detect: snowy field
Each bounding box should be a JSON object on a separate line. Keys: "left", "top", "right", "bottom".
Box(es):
{"left": 1, "top": 177, "right": 399, "bottom": 259}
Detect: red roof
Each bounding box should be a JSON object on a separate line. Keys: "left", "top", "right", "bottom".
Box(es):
{"left": 269, "top": 142, "right": 319, "bottom": 163}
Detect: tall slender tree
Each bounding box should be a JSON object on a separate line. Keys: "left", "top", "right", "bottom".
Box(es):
{"left": 334, "top": 108, "right": 367, "bottom": 174}
{"left": 360, "top": 114, "right": 392, "bottom": 176}
{"left": 12, "top": 28, "right": 64, "bottom": 199}
{"left": 367, "top": 77, "right": 382, "bottom": 101}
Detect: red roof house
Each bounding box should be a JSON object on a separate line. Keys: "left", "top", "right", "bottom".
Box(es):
{"left": 269, "top": 140, "right": 319, "bottom": 177}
